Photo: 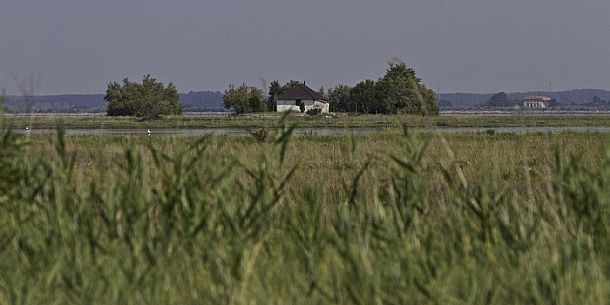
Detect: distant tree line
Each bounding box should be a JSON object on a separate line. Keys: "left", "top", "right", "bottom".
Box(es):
{"left": 326, "top": 62, "right": 438, "bottom": 115}
{"left": 104, "top": 62, "right": 438, "bottom": 117}
{"left": 437, "top": 89, "right": 610, "bottom": 109}
{"left": 586, "top": 96, "right": 610, "bottom": 107}
{"left": 481, "top": 92, "right": 560, "bottom": 108}
{"left": 223, "top": 62, "right": 439, "bottom": 116}
{"left": 223, "top": 80, "right": 308, "bottom": 115}
{"left": 180, "top": 91, "right": 225, "bottom": 111}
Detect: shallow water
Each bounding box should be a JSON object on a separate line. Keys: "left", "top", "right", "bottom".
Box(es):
{"left": 9, "top": 126, "right": 610, "bottom": 136}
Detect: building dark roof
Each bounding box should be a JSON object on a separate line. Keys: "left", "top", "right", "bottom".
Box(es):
{"left": 277, "top": 84, "right": 326, "bottom": 101}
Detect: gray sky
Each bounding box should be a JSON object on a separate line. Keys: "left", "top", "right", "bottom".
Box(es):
{"left": 1, "top": 0, "right": 609, "bottom": 95}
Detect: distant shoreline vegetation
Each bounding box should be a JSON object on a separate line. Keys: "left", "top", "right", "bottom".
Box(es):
{"left": 5, "top": 75, "right": 610, "bottom": 114}
{"left": 2, "top": 91, "right": 225, "bottom": 113}
{"left": 6, "top": 89, "right": 610, "bottom": 114}
{"left": 325, "top": 62, "right": 438, "bottom": 115}
{"left": 224, "top": 62, "right": 439, "bottom": 116}
{"left": 438, "top": 89, "right": 610, "bottom": 109}
{"left": 4, "top": 61, "right": 441, "bottom": 116}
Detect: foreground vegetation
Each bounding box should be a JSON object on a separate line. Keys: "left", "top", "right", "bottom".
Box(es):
{"left": 3, "top": 113, "right": 610, "bottom": 130}
{"left": 1, "top": 127, "right": 610, "bottom": 304}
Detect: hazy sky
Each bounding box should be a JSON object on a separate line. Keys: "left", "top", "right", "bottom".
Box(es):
{"left": 1, "top": 0, "right": 609, "bottom": 95}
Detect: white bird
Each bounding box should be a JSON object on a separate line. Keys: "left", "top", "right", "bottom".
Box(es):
{"left": 25, "top": 126, "right": 29, "bottom": 130}
{"left": 147, "top": 129, "right": 151, "bottom": 135}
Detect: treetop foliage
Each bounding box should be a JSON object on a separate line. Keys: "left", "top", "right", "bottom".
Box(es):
{"left": 327, "top": 62, "right": 439, "bottom": 115}
{"left": 223, "top": 83, "right": 266, "bottom": 114}
{"left": 227, "top": 62, "right": 438, "bottom": 115}
{"left": 105, "top": 75, "right": 182, "bottom": 119}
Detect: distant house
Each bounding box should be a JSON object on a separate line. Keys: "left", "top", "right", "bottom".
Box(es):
{"left": 523, "top": 96, "right": 552, "bottom": 108}
{"left": 276, "top": 83, "right": 330, "bottom": 113}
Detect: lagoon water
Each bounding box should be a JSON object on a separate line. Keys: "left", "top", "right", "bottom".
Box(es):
{"left": 10, "top": 126, "right": 610, "bottom": 136}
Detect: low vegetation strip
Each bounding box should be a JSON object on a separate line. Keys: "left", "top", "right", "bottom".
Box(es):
{"left": 1, "top": 127, "right": 610, "bottom": 304}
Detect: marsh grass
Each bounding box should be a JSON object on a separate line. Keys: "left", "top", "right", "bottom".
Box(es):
{"left": 1, "top": 120, "right": 610, "bottom": 304}
{"left": 2, "top": 113, "right": 610, "bottom": 129}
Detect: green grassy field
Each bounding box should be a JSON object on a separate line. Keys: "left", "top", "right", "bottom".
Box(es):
{"left": 2, "top": 129, "right": 610, "bottom": 304}
{"left": 3, "top": 113, "right": 610, "bottom": 129}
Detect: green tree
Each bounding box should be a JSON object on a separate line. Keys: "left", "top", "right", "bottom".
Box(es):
{"left": 317, "top": 86, "right": 326, "bottom": 98}
{"left": 350, "top": 80, "right": 379, "bottom": 113}
{"left": 283, "top": 80, "right": 303, "bottom": 90}
{"left": 328, "top": 85, "right": 352, "bottom": 112}
{"left": 267, "top": 80, "right": 283, "bottom": 112}
{"left": 224, "top": 83, "right": 266, "bottom": 114}
{"left": 376, "top": 62, "right": 438, "bottom": 115}
{"left": 324, "top": 62, "right": 438, "bottom": 115}
{"left": 105, "top": 75, "right": 182, "bottom": 119}
{"left": 488, "top": 92, "right": 509, "bottom": 106}
{"left": 420, "top": 86, "right": 439, "bottom": 115}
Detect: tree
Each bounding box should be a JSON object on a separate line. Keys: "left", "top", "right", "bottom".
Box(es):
{"left": 267, "top": 80, "right": 283, "bottom": 112}
{"left": 350, "top": 80, "right": 379, "bottom": 113}
{"left": 486, "top": 92, "right": 509, "bottom": 107}
{"left": 376, "top": 62, "right": 438, "bottom": 115}
{"left": 328, "top": 85, "right": 352, "bottom": 112}
{"left": 317, "top": 86, "right": 326, "bottom": 98}
{"left": 483, "top": 92, "right": 523, "bottom": 108}
{"left": 223, "top": 83, "right": 266, "bottom": 114}
{"left": 283, "top": 80, "right": 303, "bottom": 89}
{"left": 324, "top": 62, "right": 439, "bottom": 115}
{"left": 105, "top": 75, "right": 182, "bottom": 119}
{"left": 420, "top": 87, "right": 439, "bottom": 115}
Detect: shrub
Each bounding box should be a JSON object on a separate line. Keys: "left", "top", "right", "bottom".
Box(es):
{"left": 224, "top": 84, "right": 266, "bottom": 114}
{"left": 306, "top": 108, "right": 322, "bottom": 116}
{"left": 105, "top": 75, "right": 182, "bottom": 119}
{"left": 251, "top": 128, "right": 273, "bottom": 142}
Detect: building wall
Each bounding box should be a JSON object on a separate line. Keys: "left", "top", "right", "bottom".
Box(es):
{"left": 277, "top": 104, "right": 301, "bottom": 112}
{"left": 277, "top": 99, "right": 329, "bottom": 113}
{"left": 524, "top": 101, "right": 547, "bottom": 108}
{"left": 311, "top": 101, "right": 330, "bottom": 113}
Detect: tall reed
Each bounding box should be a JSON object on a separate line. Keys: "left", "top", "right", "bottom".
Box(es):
{"left": 1, "top": 120, "right": 609, "bottom": 304}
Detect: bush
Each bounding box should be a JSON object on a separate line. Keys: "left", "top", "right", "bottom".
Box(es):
{"left": 306, "top": 108, "right": 322, "bottom": 116}
{"left": 223, "top": 84, "right": 266, "bottom": 114}
{"left": 251, "top": 128, "right": 274, "bottom": 142}
{"left": 105, "top": 75, "right": 182, "bottom": 119}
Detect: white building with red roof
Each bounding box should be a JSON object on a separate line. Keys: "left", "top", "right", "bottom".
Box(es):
{"left": 523, "top": 96, "right": 552, "bottom": 108}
